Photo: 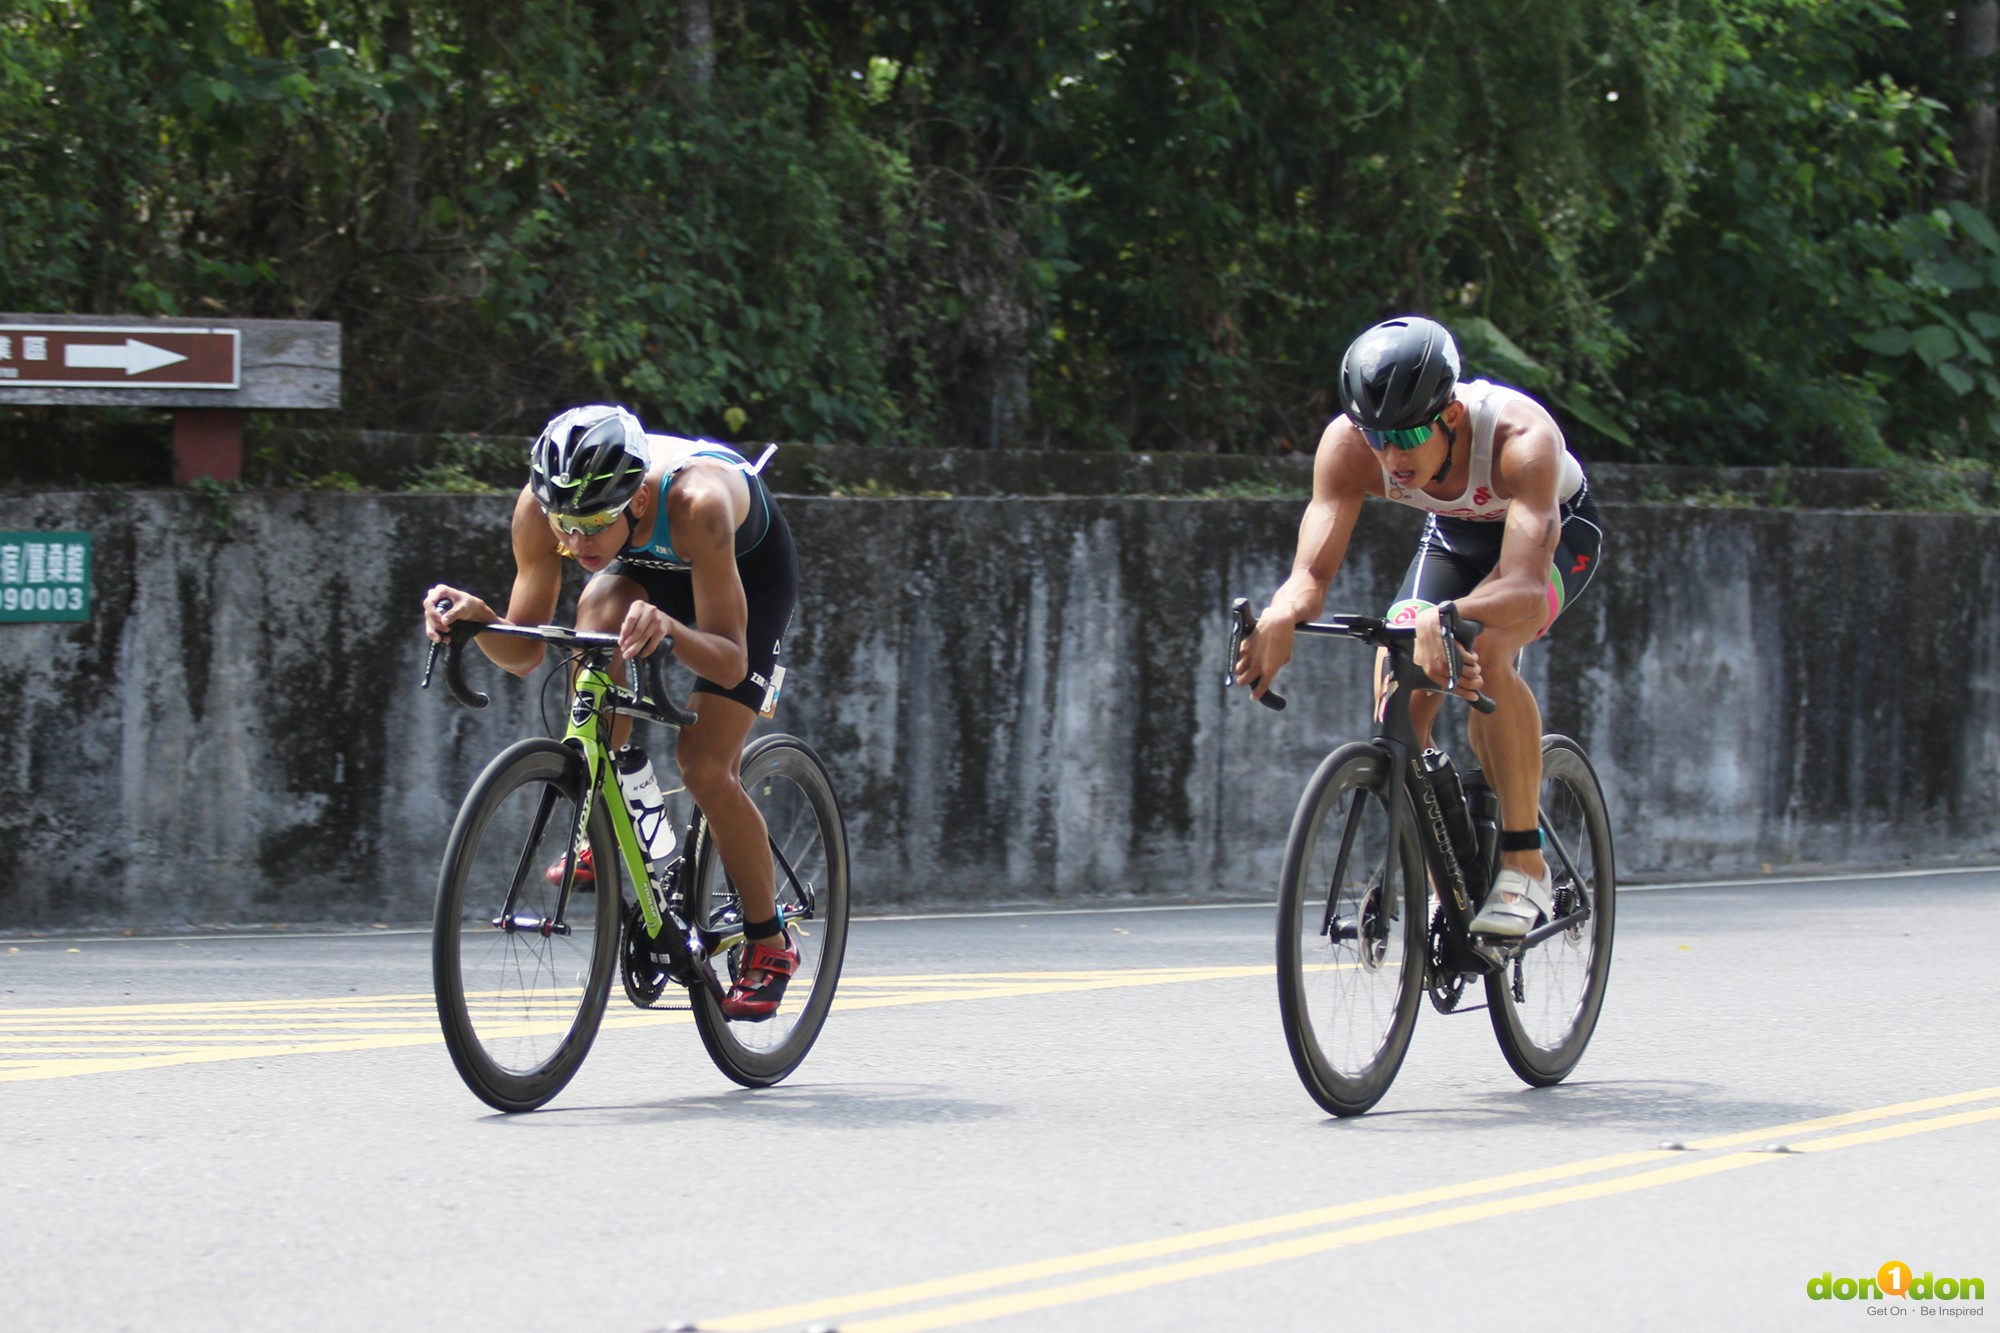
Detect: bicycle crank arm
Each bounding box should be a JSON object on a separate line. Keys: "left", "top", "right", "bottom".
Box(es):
{"left": 1520, "top": 905, "right": 1591, "bottom": 948}
{"left": 490, "top": 914, "right": 572, "bottom": 937}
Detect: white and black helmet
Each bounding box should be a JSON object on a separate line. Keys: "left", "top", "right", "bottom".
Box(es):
{"left": 528, "top": 405, "right": 649, "bottom": 515}
{"left": 1339, "top": 317, "right": 1461, "bottom": 431}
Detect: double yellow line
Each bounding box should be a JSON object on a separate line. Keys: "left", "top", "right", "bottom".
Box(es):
{"left": 702, "top": 1085, "right": 2000, "bottom": 1333}
{"left": 0, "top": 966, "right": 1269, "bottom": 1082}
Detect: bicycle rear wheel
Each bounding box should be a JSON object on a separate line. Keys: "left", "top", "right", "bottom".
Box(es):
{"left": 1276, "top": 742, "right": 1426, "bottom": 1117}
{"left": 432, "top": 738, "right": 620, "bottom": 1112}
{"left": 1486, "top": 734, "right": 1616, "bottom": 1086}
{"left": 689, "top": 735, "right": 851, "bottom": 1087}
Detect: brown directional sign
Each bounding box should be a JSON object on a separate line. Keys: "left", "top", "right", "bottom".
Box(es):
{"left": 0, "top": 323, "right": 239, "bottom": 390}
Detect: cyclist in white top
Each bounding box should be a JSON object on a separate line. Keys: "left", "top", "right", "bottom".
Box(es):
{"left": 1235, "top": 316, "right": 1604, "bottom": 937}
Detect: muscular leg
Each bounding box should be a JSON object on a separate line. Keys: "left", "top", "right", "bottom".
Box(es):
{"left": 1377, "top": 599, "right": 1550, "bottom": 885}
{"left": 1464, "top": 619, "right": 1548, "bottom": 884}
{"left": 675, "top": 694, "right": 776, "bottom": 926}
{"left": 576, "top": 575, "right": 779, "bottom": 948}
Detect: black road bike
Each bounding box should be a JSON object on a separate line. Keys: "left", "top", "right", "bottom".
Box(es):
{"left": 1227, "top": 599, "right": 1615, "bottom": 1117}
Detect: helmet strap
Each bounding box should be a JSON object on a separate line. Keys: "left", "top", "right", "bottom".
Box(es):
{"left": 1430, "top": 412, "right": 1459, "bottom": 486}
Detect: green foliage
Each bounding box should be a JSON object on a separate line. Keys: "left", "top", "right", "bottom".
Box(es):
{"left": 1609, "top": 0, "right": 1987, "bottom": 463}
{"left": 1873, "top": 454, "right": 1997, "bottom": 511}
{"left": 185, "top": 477, "right": 244, "bottom": 533}
{"left": 1185, "top": 477, "right": 1310, "bottom": 500}
{"left": 825, "top": 477, "right": 952, "bottom": 499}
{"left": 1, "top": 0, "right": 1996, "bottom": 464}
{"left": 300, "top": 471, "right": 366, "bottom": 492}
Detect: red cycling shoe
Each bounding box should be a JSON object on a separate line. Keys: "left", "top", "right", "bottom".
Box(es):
{"left": 544, "top": 846, "right": 594, "bottom": 888}
{"left": 721, "top": 934, "right": 798, "bottom": 1021}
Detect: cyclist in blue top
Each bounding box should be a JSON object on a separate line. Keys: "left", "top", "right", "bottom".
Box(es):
{"left": 423, "top": 404, "right": 801, "bottom": 1019}
{"left": 1235, "top": 316, "right": 1604, "bottom": 938}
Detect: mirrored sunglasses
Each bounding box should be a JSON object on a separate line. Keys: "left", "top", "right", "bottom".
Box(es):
{"left": 545, "top": 501, "right": 630, "bottom": 538}
{"left": 1361, "top": 416, "right": 1442, "bottom": 451}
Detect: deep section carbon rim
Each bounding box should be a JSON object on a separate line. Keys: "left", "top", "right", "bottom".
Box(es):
{"left": 1486, "top": 734, "right": 1616, "bottom": 1086}
{"left": 689, "top": 735, "right": 851, "bottom": 1087}
{"left": 433, "top": 738, "right": 618, "bottom": 1112}
{"left": 1276, "top": 743, "right": 1426, "bottom": 1117}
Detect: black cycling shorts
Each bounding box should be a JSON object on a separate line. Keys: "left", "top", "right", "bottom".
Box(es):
{"left": 1388, "top": 474, "right": 1603, "bottom": 637}
{"left": 603, "top": 492, "right": 798, "bottom": 713}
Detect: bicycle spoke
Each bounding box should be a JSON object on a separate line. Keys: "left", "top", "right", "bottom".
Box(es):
{"left": 433, "top": 740, "right": 617, "bottom": 1112}
{"left": 689, "top": 736, "right": 850, "bottom": 1087}
{"left": 1486, "top": 736, "right": 1616, "bottom": 1087}
{"left": 1277, "top": 745, "right": 1423, "bottom": 1117}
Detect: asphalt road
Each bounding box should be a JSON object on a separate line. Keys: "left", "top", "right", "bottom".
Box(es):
{"left": 4, "top": 868, "right": 1997, "bottom": 1332}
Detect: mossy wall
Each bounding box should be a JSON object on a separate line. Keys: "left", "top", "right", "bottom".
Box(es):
{"left": 0, "top": 483, "right": 1994, "bottom": 929}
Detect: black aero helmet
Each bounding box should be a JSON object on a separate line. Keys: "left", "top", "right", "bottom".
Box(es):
{"left": 529, "top": 405, "right": 649, "bottom": 515}
{"left": 1338, "top": 317, "right": 1462, "bottom": 431}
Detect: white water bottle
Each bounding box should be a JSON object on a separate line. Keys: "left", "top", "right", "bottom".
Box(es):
{"left": 613, "top": 745, "right": 677, "bottom": 863}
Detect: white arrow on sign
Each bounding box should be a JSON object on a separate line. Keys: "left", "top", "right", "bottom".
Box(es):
{"left": 64, "top": 339, "right": 189, "bottom": 376}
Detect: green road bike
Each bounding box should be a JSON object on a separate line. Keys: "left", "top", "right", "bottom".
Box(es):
{"left": 1228, "top": 599, "right": 1616, "bottom": 1117}
{"left": 422, "top": 618, "right": 850, "bottom": 1112}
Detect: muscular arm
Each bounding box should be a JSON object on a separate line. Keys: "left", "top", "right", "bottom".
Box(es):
{"left": 1457, "top": 419, "right": 1563, "bottom": 632}
{"left": 1235, "top": 419, "right": 1377, "bottom": 695}
{"left": 656, "top": 472, "right": 751, "bottom": 688}
{"left": 422, "top": 487, "right": 565, "bottom": 677}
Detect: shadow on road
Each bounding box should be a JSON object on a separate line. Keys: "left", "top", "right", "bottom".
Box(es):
{"left": 467, "top": 1081, "right": 1012, "bottom": 1130}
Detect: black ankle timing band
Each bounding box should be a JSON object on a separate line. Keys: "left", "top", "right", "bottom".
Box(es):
{"left": 1499, "top": 828, "right": 1543, "bottom": 852}
{"left": 744, "top": 915, "right": 784, "bottom": 942}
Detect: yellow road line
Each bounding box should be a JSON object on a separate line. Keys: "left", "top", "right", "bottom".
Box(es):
{"left": 702, "top": 1085, "right": 2000, "bottom": 1333}
{"left": 0, "top": 965, "right": 1262, "bottom": 1084}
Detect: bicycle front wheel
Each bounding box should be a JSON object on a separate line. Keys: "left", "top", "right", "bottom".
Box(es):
{"left": 1486, "top": 734, "right": 1616, "bottom": 1086}
{"left": 432, "top": 738, "right": 620, "bottom": 1112}
{"left": 689, "top": 735, "right": 851, "bottom": 1087}
{"left": 1276, "top": 742, "right": 1426, "bottom": 1117}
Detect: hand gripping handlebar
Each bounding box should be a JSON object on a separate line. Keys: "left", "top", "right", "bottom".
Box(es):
{"left": 1226, "top": 597, "right": 1497, "bottom": 715}
{"left": 421, "top": 604, "right": 699, "bottom": 729}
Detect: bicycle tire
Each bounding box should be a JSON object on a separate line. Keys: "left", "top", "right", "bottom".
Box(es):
{"left": 432, "top": 737, "right": 620, "bottom": 1112}
{"left": 689, "top": 734, "right": 851, "bottom": 1087}
{"left": 1486, "top": 734, "right": 1616, "bottom": 1087}
{"left": 1275, "top": 741, "right": 1427, "bottom": 1117}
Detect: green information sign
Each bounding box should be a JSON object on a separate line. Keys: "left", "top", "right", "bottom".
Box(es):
{"left": 1, "top": 530, "right": 91, "bottom": 622}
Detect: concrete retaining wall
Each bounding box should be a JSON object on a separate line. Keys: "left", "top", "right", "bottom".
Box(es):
{"left": 1, "top": 486, "right": 1995, "bottom": 929}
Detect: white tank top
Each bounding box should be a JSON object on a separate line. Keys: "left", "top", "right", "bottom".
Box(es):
{"left": 1377, "top": 379, "right": 1584, "bottom": 522}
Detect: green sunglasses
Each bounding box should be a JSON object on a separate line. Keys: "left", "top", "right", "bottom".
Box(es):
{"left": 1361, "top": 415, "right": 1442, "bottom": 451}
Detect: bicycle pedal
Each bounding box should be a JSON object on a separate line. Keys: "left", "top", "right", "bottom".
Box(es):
{"left": 1467, "top": 936, "right": 1519, "bottom": 969}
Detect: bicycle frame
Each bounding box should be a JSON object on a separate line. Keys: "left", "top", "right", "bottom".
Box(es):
{"left": 424, "top": 618, "right": 819, "bottom": 994}
{"left": 1228, "top": 599, "right": 1593, "bottom": 975}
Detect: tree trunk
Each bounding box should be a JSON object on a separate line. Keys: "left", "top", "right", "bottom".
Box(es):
{"left": 683, "top": 0, "right": 715, "bottom": 89}
{"left": 1951, "top": 0, "right": 1998, "bottom": 210}
{"left": 381, "top": 0, "right": 422, "bottom": 254}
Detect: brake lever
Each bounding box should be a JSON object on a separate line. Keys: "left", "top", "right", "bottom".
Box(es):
{"left": 420, "top": 598, "right": 452, "bottom": 690}
{"left": 1227, "top": 598, "right": 1287, "bottom": 712}
{"left": 1438, "top": 603, "right": 1498, "bottom": 715}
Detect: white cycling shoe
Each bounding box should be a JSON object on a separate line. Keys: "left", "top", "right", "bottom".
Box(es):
{"left": 1470, "top": 866, "right": 1554, "bottom": 937}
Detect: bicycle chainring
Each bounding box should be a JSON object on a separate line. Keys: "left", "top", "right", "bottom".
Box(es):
{"left": 619, "top": 898, "right": 669, "bottom": 1009}
{"left": 1425, "top": 903, "right": 1468, "bottom": 1013}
